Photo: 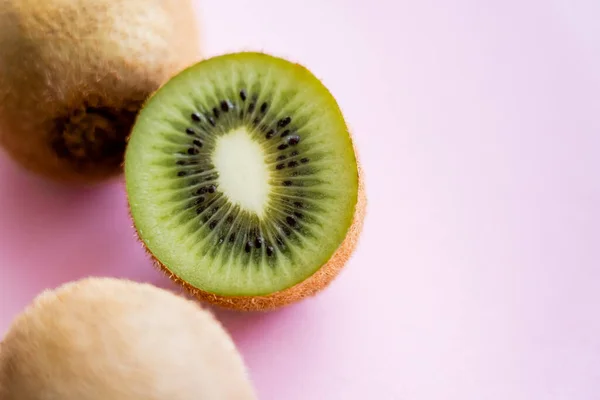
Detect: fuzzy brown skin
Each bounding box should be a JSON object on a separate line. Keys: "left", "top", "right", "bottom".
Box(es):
{"left": 0, "top": 277, "right": 257, "bottom": 400}
{"left": 0, "top": 0, "right": 201, "bottom": 184}
{"left": 135, "top": 159, "right": 367, "bottom": 312}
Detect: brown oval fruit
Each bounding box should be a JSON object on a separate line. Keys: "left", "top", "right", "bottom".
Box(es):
{"left": 0, "top": 0, "right": 201, "bottom": 184}
{"left": 0, "top": 277, "right": 257, "bottom": 400}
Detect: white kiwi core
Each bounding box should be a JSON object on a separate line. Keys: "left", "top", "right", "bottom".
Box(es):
{"left": 212, "top": 128, "right": 271, "bottom": 218}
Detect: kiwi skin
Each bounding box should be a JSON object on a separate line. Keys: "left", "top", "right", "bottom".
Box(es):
{"left": 0, "top": 0, "right": 200, "bottom": 184}
{"left": 0, "top": 277, "right": 257, "bottom": 400}
{"left": 136, "top": 156, "right": 366, "bottom": 312}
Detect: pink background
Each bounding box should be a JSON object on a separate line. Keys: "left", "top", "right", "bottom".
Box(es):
{"left": 1, "top": 0, "right": 599, "bottom": 399}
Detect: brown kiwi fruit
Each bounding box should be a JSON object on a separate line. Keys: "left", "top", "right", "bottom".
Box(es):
{"left": 0, "top": 277, "right": 257, "bottom": 400}
{"left": 124, "top": 52, "right": 366, "bottom": 311}
{"left": 0, "top": 0, "right": 201, "bottom": 184}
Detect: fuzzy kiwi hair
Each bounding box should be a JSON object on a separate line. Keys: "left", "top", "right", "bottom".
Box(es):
{"left": 0, "top": 277, "right": 257, "bottom": 400}
{"left": 0, "top": 0, "right": 201, "bottom": 184}
{"left": 124, "top": 52, "right": 366, "bottom": 311}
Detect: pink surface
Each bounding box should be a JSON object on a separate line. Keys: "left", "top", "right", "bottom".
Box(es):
{"left": 1, "top": 0, "right": 599, "bottom": 399}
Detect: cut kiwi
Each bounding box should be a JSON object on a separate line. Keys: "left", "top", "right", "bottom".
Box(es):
{"left": 125, "top": 52, "right": 365, "bottom": 311}
{"left": 0, "top": 278, "right": 257, "bottom": 400}
{"left": 0, "top": 0, "right": 200, "bottom": 184}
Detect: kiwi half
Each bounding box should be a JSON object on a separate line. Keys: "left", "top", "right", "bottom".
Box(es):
{"left": 125, "top": 52, "right": 365, "bottom": 311}
{"left": 0, "top": 0, "right": 200, "bottom": 183}
{"left": 0, "top": 278, "right": 257, "bottom": 400}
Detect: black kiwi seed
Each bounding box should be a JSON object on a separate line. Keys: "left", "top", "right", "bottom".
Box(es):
{"left": 291, "top": 151, "right": 299, "bottom": 157}
{"left": 276, "top": 163, "right": 285, "bottom": 170}
{"left": 278, "top": 144, "right": 289, "bottom": 150}
{"left": 229, "top": 233, "right": 236, "bottom": 243}
{"left": 220, "top": 101, "right": 230, "bottom": 112}
{"left": 196, "top": 206, "right": 206, "bottom": 214}
{"left": 196, "top": 187, "right": 207, "bottom": 195}
{"left": 213, "top": 107, "right": 220, "bottom": 118}
{"left": 278, "top": 116, "right": 292, "bottom": 128}
{"left": 193, "top": 139, "right": 203, "bottom": 147}
{"left": 301, "top": 158, "right": 309, "bottom": 163}
{"left": 265, "top": 130, "right": 275, "bottom": 139}
{"left": 226, "top": 215, "right": 234, "bottom": 224}
{"left": 260, "top": 102, "right": 268, "bottom": 113}
{"left": 282, "top": 226, "right": 292, "bottom": 236}
{"left": 288, "top": 161, "right": 298, "bottom": 168}
{"left": 177, "top": 171, "right": 187, "bottom": 177}
{"left": 248, "top": 103, "right": 255, "bottom": 113}
{"left": 287, "top": 135, "right": 300, "bottom": 146}
{"left": 293, "top": 201, "right": 304, "bottom": 208}
{"left": 286, "top": 216, "right": 297, "bottom": 227}
{"left": 208, "top": 117, "right": 216, "bottom": 126}
{"left": 185, "top": 128, "right": 195, "bottom": 135}
{"left": 294, "top": 212, "right": 303, "bottom": 219}
{"left": 191, "top": 112, "right": 202, "bottom": 122}
{"left": 187, "top": 147, "right": 199, "bottom": 155}
{"left": 280, "top": 129, "right": 290, "bottom": 138}
{"left": 245, "top": 241, "right": 253, "bottom": 253}
{"left": 276, "top": 155, "right": 286, "bottom": 161}
{"left": 266, "top": 246, "right": 274, "bottom": 256}
{"left": 196, "top": 196, "right": 206, "bottom": 203}
{"left": 283, "top": 180, "right": 293, "bottom": 186}
{"left": 176, "top": 160, "right": 186, "bottom": 166}
{"left": 208, "top": 185, "right": 216, "bottom": 193}
{"left": 253, "top": 117, "right": 260, "bottom": 125}
{"left": 240, "top": 90, "right": 247, "bottom": 101}
{"left": 209, "top": 220, "right": 218, "bottom": 230}
{"left": 255, "top": 236, "right": 263, "bottom": 248}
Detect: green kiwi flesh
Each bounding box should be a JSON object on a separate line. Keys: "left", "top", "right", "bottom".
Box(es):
{"left": 125, "top": 52, "right": 359, "bottom": 297}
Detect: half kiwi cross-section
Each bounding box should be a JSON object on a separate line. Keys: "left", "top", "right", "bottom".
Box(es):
{"left": 125, "top": 52, "right": 365, "bottom": 311}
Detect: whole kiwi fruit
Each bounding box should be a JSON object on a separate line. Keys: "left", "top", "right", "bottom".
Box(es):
{"left": 0, "top": 277, "right": 257, "bottom": 400}
{"left": 0, "top": 0, "right": 201, "bottom": 183}
{"left": 124, "top": 52, "right": 366, "bottom": 311}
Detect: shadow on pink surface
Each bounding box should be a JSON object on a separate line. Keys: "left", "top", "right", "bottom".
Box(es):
{"left": 210, "top": 300, "right": 307, "bottom": 338}
{"left": 0, "top": 152, "right": 136, "bottom": 322}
